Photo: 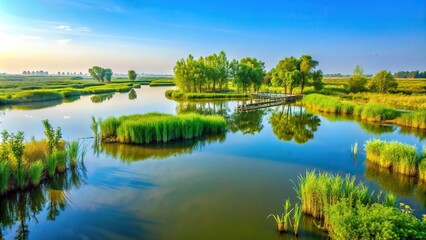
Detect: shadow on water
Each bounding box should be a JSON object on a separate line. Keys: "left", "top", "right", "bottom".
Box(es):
{"left": 0, "top": 166, "right": 87, "bottom": 239}
{"left": 364, "top": 162, "right": 426, "bottom": 207}
{"left": 269, "top": 105, "right": 321, "bottom": 144}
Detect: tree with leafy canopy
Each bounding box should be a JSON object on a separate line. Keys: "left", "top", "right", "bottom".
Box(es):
{"left": 348, "top": 65, "right": 367, "bottom": 93}
{"left": 128, "top": 70, "right": 137, "bottom": 81}
{"left": 311, "top": 70, "right": 324, "bottom": 91}
{"left": 299, "top": 55, "right": 319, "bottom": 94}
{"left": 369, "top": 70, "right": 398, "bottom": 93}
{"left": 104, "top": 68, "right": 113, "bottom": 82}
{"left": 234, "top": 57, "right": 265, "bottom": 93}
{"left": 272, "top": 57, "right": 299, "bottom": 94}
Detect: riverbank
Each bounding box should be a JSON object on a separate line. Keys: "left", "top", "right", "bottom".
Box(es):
{"left": 165, "top": 90, "right": 252, "bottom": 100}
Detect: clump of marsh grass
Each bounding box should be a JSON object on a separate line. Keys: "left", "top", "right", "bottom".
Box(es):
{"left": 419, "top": 148, "right": 426, "bottom": 182}
{"left": 360, "top": 104, "right": 400, "bottom": 122}
{"left": 46, "top": 154, "right": 57, "bottom": 177}
{"left": 0, "top": 161, "right": 10, "bottom": 193}
{"left": 67, "top": 140, "right": 79, "bottom": 168}
{"left": 28, "top": 160, "right": 43, "bottom": 186}
{"left": 54, "top": 150, "right": 68, "bottom": 172}
{"left": 100, "top": 112, "right": 226, "bottom": 144}
{"left": 364, "top": 140, "right": 420, "bottom": 176}
{"left": 294, "top": 170, "right": 372, "bottom": 219}
{"left": 396, "top": 111, "right": 426, "bottom": 129}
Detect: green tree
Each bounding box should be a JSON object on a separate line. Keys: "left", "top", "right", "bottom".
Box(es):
{"left": 285, "top": 70, "right": 302, "bottom": 94}
{"left": 128, "top": 70, "right": 137, "bottom": 81}
{"left": 272, "top": 57, "right": 299, "bottom": 94}
{"left": 234, "top": 57, "right": 265, "bottom": 92}
{"left": 104, "top": 68, "right": 113, "bottom": 82}
{"left": 348, "top": 65, "right": 367, "bottom": 93}
{"left": 370, "top": 70, "right": 398, "bottom": 93}
{"left": 299, "top": 55, "right": 319, "bottom": 94}
{"left": 311, "top": 70, "right": 324, "bottom": 91}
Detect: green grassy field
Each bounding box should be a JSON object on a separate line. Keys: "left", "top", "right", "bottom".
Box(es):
{"left": 0, "top": 76, "right": 172, "bottom": 104}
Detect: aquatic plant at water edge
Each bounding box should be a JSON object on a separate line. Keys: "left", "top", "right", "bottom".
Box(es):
{"left": 0, "top": 161, "right": 10, "bottom": 193}
{"left": 267, "top": 214, "right": 284, "bottom": 232}
{"left": 54, "top": 150, "right": 68, "bottom": 172}
{"left": 324, "top": 199, "right": 426, "bottom": 240}
{"left": 364, "top": 140, "right": 420, "bottom": 176}
{"left": 100, "top": 112, "right": 226, "bottom": 144}
{"left": 293, "top": 203, "right": 302, "bottom": 236}
{"left": 42, "top": 119, "right": 62, "bottom": 154}
{"left": 46, "top": 154, "right": 56, "bottom": 177}
{"left": 67, "top": 140, "right": 79, "bottom": 168}
{"left": 396, "top": 111, "right": 426, "bottom": 129}
{"left": 283, "top": 198, "right": 293, "bottom": 232}
{"left": 28, "top": 160, "right": 43, "bottom": 186}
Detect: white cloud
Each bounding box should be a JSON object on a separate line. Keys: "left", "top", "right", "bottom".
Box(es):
{"left": 77, "top": 27, "right": 91, "bottom": 32}
{"left": 57, "top": 39, "right": 71, "bottom": 45}
{"left": 54, "top": 25, "right": 72, "bottom": 31}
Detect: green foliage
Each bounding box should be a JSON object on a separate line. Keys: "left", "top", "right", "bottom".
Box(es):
{"left": 348, "top": 65, "right": 367, "bottom": 93}
{"left": 0, "top": 161, "right": 10, "bottom": 193}
{"left": 174, "top": 51, "right": 230, "bottom": 93}
{"left": 324, "top": 199, "right": 426, "bottom": 240}
{"left": 294, "top": 170, "right": 372, "bottom": 219}
{"left": 360, "top": 104, "right": 400, "bottom": 122}
{"left": 90, "top": 93, "right": 113, "bottom": 103}
{"left": 283, "top": 198, "right": 293, "bottom": 232}
{"left": 312, "top": 69, "right": 324, "bottom": 91}
{"left": 370, "top": 70, "right": 398, "bottom": 93}
{"left": 55, "top": 150, "right": 68, "bottom": 172}
{"left": 128, "top": 70, "right": 137, "bottom": 81}
{"left": 293, "top": 203, "right": 302, "bottom": 236}
{"left": 233, "top": 57, "right": 265, "bottom": 93}
{"left": 365, "top": 140, "right": 420, "bottom": 176}
{"left": 28, "top": 161, "right": 43, "bottom": 186}
{"left": 67, "top": 140, "right": 79, "bottom": 168}
{"left": 267, "top": 214, "right": 284, "bottom": 232}
{"left": 149, "top": 80, "right": 175, "bottom": 86}
{"left": 165, "top": 90, "right": 251, "bottom": 99}
{"left": 100, "top": 112, "right": 227, "bottom": 144}
{"left": 396, "top": 111, "right": 426, "bottom": 129}
{"left": 42, "top": 120, "right": 62, "bottom": 154}
{"left": 419, "top": 157, "right": 426, "bottom": 182}
{"left": 88, "top": 66, "right": 113, "bottom": 83}
{"left": 46, "top": 154, "right": 56, "bottom": 177}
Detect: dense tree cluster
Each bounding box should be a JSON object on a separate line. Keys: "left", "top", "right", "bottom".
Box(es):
{"left": 370, "top": 70, "right": 398, "bottom": 93}
{"left": 174, "top": 51, "right": 325, "bottom": 94}
{"left": 88, "top": 66, "right": 113, "bottom": 83}
{"left": 271, "top": 55, "right": 323, "bottom": 94}
{"left": 394, "top": 70, "right": 426, "bottom": 78}
{"left": 174, "top": 51, "right": 236, "bottom": 93}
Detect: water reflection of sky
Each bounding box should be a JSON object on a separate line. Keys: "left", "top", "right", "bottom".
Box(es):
{"left": 1, "top": 86, "right": 425, "bottom": 239}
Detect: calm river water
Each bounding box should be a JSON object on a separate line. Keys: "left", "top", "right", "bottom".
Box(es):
{"left": 0, "top": 86, "right": 425, "bottom": 239}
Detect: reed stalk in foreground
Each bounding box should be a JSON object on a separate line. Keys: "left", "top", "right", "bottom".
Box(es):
{"left": 283, "top": 198, "right": 293, "bottom": 232}
{"left": 267, "top": 214, "right": 284, "bottom": 232}
{"left": 293, "top": 203, "right": 302, "bottom": 236}
{"left": 67, "top": 139, "right": 79, "bottom": 168}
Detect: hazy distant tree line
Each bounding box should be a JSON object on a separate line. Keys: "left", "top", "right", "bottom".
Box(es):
{"left": 174, "top": 51, "right": 323, "bottom": 94}
{"left": 393, "top": 70, "right": 426, "bottom": 78}
{"left": 22, "top": 70, "right": 49, "bottom": 76}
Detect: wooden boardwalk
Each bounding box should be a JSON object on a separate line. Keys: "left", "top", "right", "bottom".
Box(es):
{"left": 237, "top": 93, "right": 303, "bottom": 111}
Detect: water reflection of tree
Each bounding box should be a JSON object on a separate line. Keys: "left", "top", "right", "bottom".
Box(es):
{"left": 128, "top": 89, "right": 137, "bottom": 100}
{"left": 365, "top": 162, "right": 425, "bottom": 207}
{"left": 90, "top": 93, "right": 114, "bottom": 103}
{"left": 269, "top": 105, "right": 321, "bottom": 144}
{"left": 98, "top": 134, "right": 226, "bottom": 162}
{"left": 175, "top": 100, "right": 266, "bottom": 135}
{"left": 0, "top": 167, "right": 87, "bottom": 239}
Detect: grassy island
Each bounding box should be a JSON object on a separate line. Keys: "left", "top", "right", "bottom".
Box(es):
{"left": 99, "top": 112, "right": 226, "bottom": 144}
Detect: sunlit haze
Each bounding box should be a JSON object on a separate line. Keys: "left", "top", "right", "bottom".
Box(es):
{"left": 0, "top": 0, "right": 425, "bottom": 74}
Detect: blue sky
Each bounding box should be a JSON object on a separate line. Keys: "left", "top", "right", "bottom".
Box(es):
{"left": 0, "top": 0, "right": 425, "bottom": 74}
